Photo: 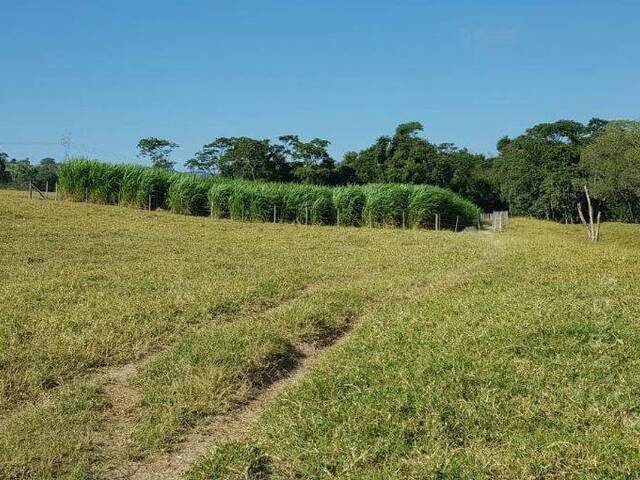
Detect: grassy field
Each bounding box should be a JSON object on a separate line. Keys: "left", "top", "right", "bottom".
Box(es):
{"left": 1, "top": 190, "right": 639, "bottom": 479}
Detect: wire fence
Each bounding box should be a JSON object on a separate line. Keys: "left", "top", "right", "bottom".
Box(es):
{"left": 27, "top": 182, "right": 509, "bottom": 233}
{"left": 480, "top": 211, "right": 510, "bottom": 232}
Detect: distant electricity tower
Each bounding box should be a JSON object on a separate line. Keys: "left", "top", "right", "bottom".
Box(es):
{"left": 61, "top": 135, "right": 72, "bottom": 161}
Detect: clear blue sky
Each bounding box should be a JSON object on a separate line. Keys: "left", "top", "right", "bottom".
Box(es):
{"left": 1, "top": 0, "right": 639, "bottom": 166}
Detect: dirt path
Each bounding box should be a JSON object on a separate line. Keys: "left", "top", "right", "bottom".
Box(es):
{"left": 96, "top": 233, "right": 502, "bottom": 479}
{"left": 94, "top": 359, "right": 145, "bottom": 471}
{"left": 106, "top": 343, "right": 318, "bottom": 480}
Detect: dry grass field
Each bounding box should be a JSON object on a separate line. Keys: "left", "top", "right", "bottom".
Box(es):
{"left": 1, "top": 189, "right": 639, "bottom": 479}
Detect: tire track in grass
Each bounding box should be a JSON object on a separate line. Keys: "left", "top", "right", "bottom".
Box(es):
{"left": 110, "top": 343, "right": 318, "bottom": 480}
{"left": 94, "top": 281, "right": 322, "bottom": 477}
{"left": 108, "top": 233, "right": 502, "bottom": 479}
{"left": 94, "top": 360, "right": 145, "bottom": 468}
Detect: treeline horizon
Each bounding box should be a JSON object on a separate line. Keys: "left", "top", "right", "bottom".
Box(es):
{"left": 2, "top": 118, "right": 639, "bottom": 222}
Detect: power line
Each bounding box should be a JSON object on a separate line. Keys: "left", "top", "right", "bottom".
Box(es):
{"left": 0, "top": 141, "right": 60, "bottom": 145}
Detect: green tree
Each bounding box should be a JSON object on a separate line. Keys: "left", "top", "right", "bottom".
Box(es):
{"left": 494, "top": 119, "right": 606, "bottom": 221}
{"left": 342, "top": 122, "right": 503, "bottom": 210}
{"left": 342, "top": 136, "right": 389, "bottom": 184}
{"left": 5, "top": 159, "right": 35, "bottom": 189}
{"left": 278, "top": 135, "right": 335, "bottom": 185}
{"left": 446, "top": 150, "right": 504, "bottom": 211}
{"left": 385, "top": 122, "right": 444, "bottom": 184}
{"left": 187, "top": 137, "right": 290, "bottom": 181}
{"left": 0, "top": 152, "right": 10, "bottom": 184}
{"left": 581, "top": 120, "right": 640, "bottom": 222}
{"left": 137, "top": 137, "right": 179, "bottom": 170}
{"left": 34, "top": 158, "right": 59, "bottom": 190}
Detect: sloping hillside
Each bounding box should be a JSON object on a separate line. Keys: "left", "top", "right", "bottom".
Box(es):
{"left": 1, "top": 190, "right": 638, "bottom": 479}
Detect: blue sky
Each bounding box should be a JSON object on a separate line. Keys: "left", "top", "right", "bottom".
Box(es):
{"left": 1, "top": 0, "right": 639, "bottom": 166}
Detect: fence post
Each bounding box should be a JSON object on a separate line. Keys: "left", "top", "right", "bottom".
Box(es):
{"left": 274, "top": 205, "right": 277, "bottom": 223}
{"left": 455, "top": 216, "right": 459, "bottom": 232}
{"left": 29, "top": 180, "right": 33, "bottom": 199}
{"left": 45, "top": 181, "right": 49, "bottom": 196}
{"left": 117, "top": 192, "right": 120, "bottom": 207}
{"left": 402, "top": 211, "right": 406, "bottom": 229}
{"left": 55, "top": 182, "right": 58, "bottom": 201}
{"left": 148, "top": 194, "right": 152, "bottom": 212}
{"left": 337, "top": 208, "right": 340, "bottom": 227}
{"left": 85, "top": 188, "right": 88, "bottom": 203}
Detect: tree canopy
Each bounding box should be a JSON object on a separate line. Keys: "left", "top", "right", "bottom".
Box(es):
{"left": 0, "top": 153, "right": 10, "bottom": 184}
{"left": 0, "top": 157, "right": 60, "bottom": 190}
{"left": 137, "top": 137, "right": 179, "bottom": 170}
{"left": 343, "top": 122, "right": 504, "bottom": 211}
{"left": 493, "top": 118, "right": 610, "bottom": 222}
{"left": 581, "top": 120, "right": 640, "bottom": 222}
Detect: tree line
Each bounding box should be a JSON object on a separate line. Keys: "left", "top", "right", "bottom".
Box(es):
{"left": 3, "top": 119, "right": 639, "bottom": 222}
{"left": 0, "top": 154, "right": 59, "bottom": 191}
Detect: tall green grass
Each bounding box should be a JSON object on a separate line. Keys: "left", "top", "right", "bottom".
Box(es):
{"left": 333, "top": 186, "right": 366, "bottom": 226}
{"left": 59, "top": 158, "right": 175, "bottom": 209}
{"left": 58, "top": 158, "right": 125, "bottom": 204}
{"left": 58, "top": 158, "right": 479, "bottom": 229}
{"left": 361, "top": 183, "right": 413, "bottom": 227}
{"left": 168, "top": 175, "right": 215, "bottom": 216}
{"left": 409, "top": 185, "right": 479, "bottom": 228}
